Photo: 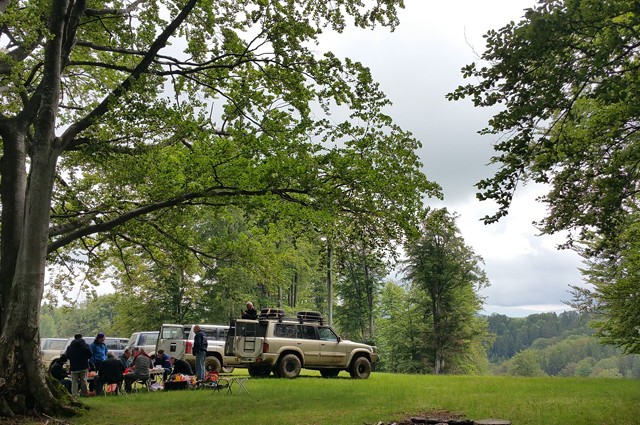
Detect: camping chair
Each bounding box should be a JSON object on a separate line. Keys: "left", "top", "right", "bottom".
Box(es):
{"left": 132, "top": 376, "right": 152, "bottom": 393}
{"left": 102, "top": 381, "right": 123, "bottom": 396}
{"left": 200, "top": 372, "right": 230, "bottom": 394}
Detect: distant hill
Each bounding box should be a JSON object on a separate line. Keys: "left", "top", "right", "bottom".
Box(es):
{"left": 485, "top": 311, "right": 640, "bottom": 378}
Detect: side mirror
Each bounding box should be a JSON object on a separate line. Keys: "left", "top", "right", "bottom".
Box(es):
{"left": 337, "top": 336, "right": 341, "bottom": 343}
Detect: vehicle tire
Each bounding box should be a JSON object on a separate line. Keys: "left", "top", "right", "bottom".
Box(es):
{"left": 320, "top": 369, "right": 340, "bottom": 378}
{"left": 349, "top": 357, "right": 371, "bottom": 379}
{"left": 277, "top": 354, "right": 302, "bottom": 379}
{"left": 248, "top": 365, "right": 271, "bottom": 377}
{"left": 205, "top": 356, "right": 222, "bottom": 373}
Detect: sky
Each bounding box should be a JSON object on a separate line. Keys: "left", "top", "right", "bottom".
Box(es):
{"left": 322, "top": 0, "right": 586, "bottom": 317}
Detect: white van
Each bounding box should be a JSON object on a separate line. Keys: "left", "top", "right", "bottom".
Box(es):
{"left": 156, "top": 324, "right": 230, "bottom": 373}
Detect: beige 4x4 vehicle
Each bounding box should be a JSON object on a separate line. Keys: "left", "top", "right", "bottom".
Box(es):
{"left": 224, "top": 311, "right": 377, "bottom": 379}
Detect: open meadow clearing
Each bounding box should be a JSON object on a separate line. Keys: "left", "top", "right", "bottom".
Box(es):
{"left": 49, "top": 371, "right": 640, "bottom": 425}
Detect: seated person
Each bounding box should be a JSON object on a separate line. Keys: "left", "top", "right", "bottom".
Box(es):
{"left": 169, "top": 356, "right": 193, "bottom": 377}
{"left": 154, "top": 349, "right": 172, "bottom": 381}
{"left": 98, "top": 352, "right": 125, "bottom": 394}
{"left": 124, "top": 348, "right": 152, "bottom": 393}
{"left": 49, "top": 354, "right": 72, "bottom": 393}
{"left": 118, "top": 348, "right": 132, "bottom": 369}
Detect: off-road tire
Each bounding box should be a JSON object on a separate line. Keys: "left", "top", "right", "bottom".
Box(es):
{"left": 320, "top": 369, "right": 340, "bottom": 378}
{"left": 277, "top": 354, "right": 302, "bottom": 379}
{"left": 349, "top": 357, "right": 371, "bottom": 379}
{"left": 205, "top": 356, "right": 222, "bottom": 373}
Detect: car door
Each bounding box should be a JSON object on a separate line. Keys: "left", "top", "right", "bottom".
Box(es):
{"left": 318, "top": 326, "right": 346, "bottom": 366}
{"left": 157, "top": 324, "right": 187, "bottom": 358}
{"left": 230, "top": 320, "right": 265, "bottom": 359}
{"left": 296, "top": 324, "right": 321, "bottom": 365}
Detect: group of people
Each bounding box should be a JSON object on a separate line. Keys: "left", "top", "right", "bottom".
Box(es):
{"left": 50, "top": 301, "right": 259, "bottom": 395}
{"left": 49, "top": 333, "right": 194, "bottom": 396}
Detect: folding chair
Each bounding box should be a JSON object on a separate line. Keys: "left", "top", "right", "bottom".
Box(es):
{"left": 102, "top": 381, "right": 123, "bottom": 396}
{"left": 132, "top": 377, "right": 152, "bottom": 393}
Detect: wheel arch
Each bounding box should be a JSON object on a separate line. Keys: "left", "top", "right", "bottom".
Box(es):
{"left": 276, "top": 349, "right": 304, "bottom": 367}
{"left": 348, "top": 351, "right": 371, "bottom": 369}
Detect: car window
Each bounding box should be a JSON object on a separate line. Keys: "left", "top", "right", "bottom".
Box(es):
{"left": 105, "top": 338, "right": 119, "bottom": 350}
{"left": 139, "top": 333, "right": 158, "bottom": 346}
{"left": 127, "top": 334, "right": 138, "bottom": 347}
{"left": 318, "top": 327, "right": 338, "bottom": 342}
{"left": 49, "top": 340, "right": 67, "bottom": 350}
{"left": 274, "top": 324, "right": 297, "bottom": 338}
{"left": 162, "top": 326, "right": 183, "bottom": 339}
{"left": 298, "top": 325, "right": 317, "bottom": 340}
{"left": 203, "top": 328, "right": 219, "bottom": 339}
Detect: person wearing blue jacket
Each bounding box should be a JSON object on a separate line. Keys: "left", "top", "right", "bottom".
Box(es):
{"left": 89, "top": 333, "right": 108, "bottom": 394}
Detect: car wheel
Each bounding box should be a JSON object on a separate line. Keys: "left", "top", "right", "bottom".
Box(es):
{"left": 349, "top": 357, "right": 371, "bottom": 379}
{"left": 205, "top": 356, "right": 221, "bottom": 373}
{"left": 320, "top": 369, "right": 340, "bottom": 378}
{"left": 277, "top": 354, "right": 302, "bottom": 379}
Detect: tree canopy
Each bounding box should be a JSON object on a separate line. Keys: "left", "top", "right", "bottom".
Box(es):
{"left": 448, "top": 0, "right": 640, "bottom": 353}
{"left": 0, "top": 0, "right": 437, "bottom": 417}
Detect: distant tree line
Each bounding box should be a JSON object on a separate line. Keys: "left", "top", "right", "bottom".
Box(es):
{"left": 486, "top": 311, "right": 593, "bottom": 362}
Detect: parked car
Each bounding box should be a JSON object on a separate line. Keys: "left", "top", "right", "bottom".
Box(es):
{"left": 156, "top": 324, "right": 230, "bottom": 373}
{"left": 126, "top": 331, "right": 159, "bottom": 356}
{"left": 224, "top": 310, "right": 377, "bottom": 379}
{"left": 40, "top": 338, "right": 68, "bottom": 367}
{"left": 47, "top": 336, "right": 129, "bottom": 368}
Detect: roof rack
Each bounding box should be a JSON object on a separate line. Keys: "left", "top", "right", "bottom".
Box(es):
{"left": 297, "top": 311, "right": 323, "bottom": 324}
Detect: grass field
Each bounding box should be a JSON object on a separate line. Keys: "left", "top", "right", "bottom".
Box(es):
{"left": 46, "top": 371, "right": 640, "bottom": 425}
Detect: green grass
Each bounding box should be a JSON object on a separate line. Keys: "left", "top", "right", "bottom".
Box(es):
{"left": 64, "top": 371, "right": 640, "bottom": 425}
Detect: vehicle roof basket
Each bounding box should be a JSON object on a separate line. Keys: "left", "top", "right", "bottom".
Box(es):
{"left": 297, "top": 311, "right": 324, "bottom": 324}
{"left": 258, "top": 308, "right": 285, "bottom": 321}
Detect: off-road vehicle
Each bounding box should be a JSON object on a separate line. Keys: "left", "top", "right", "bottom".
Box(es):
{"left": 224, "top": 310, "right": 377, "bottom": 379}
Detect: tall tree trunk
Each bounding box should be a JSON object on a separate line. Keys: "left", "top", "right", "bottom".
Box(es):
{"left": 0, "top": 0, "right": 77, "bottom": 415}
{"left": 432, "top": 297, "right": 442, "bottom": 375}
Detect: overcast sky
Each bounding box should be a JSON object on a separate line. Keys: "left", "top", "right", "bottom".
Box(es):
{"left": 323, "top": 0, "right": 586, "bottom": 317}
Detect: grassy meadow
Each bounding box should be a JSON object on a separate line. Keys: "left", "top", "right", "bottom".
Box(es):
{"left": 43, "top": 371, "right": 640, "bottom": 425}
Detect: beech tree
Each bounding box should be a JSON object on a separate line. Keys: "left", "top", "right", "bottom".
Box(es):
{"left": 402, "top": 209, "right": 488, "bottom": 374}
{"left": 0, "top": 0, "right": 439, "bottom": 416}
{"left": 448, "top": 1, "right": 640, "bottom": 352}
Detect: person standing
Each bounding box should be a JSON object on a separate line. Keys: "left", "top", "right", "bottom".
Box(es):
{"left": 241, "top": 301, "right": 258, "bottom": 320}
{"left": 89, "top": 333, "right": 108, "bottom": 371}
{"left": 65, "top": 334, "right": 92, "bottom": 396}
{"left": 192, "top": 325, "right": 207, "bottom": 381}
{"left": 89, "top": 333, "right": 108, "bottom": 395}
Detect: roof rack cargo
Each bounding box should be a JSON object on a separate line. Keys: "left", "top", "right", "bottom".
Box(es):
{"left": 297, "top": 311, "right": 323, "bottom": 323}
{"left": 258, "top": 308, "right": 285, "bottom": 320}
